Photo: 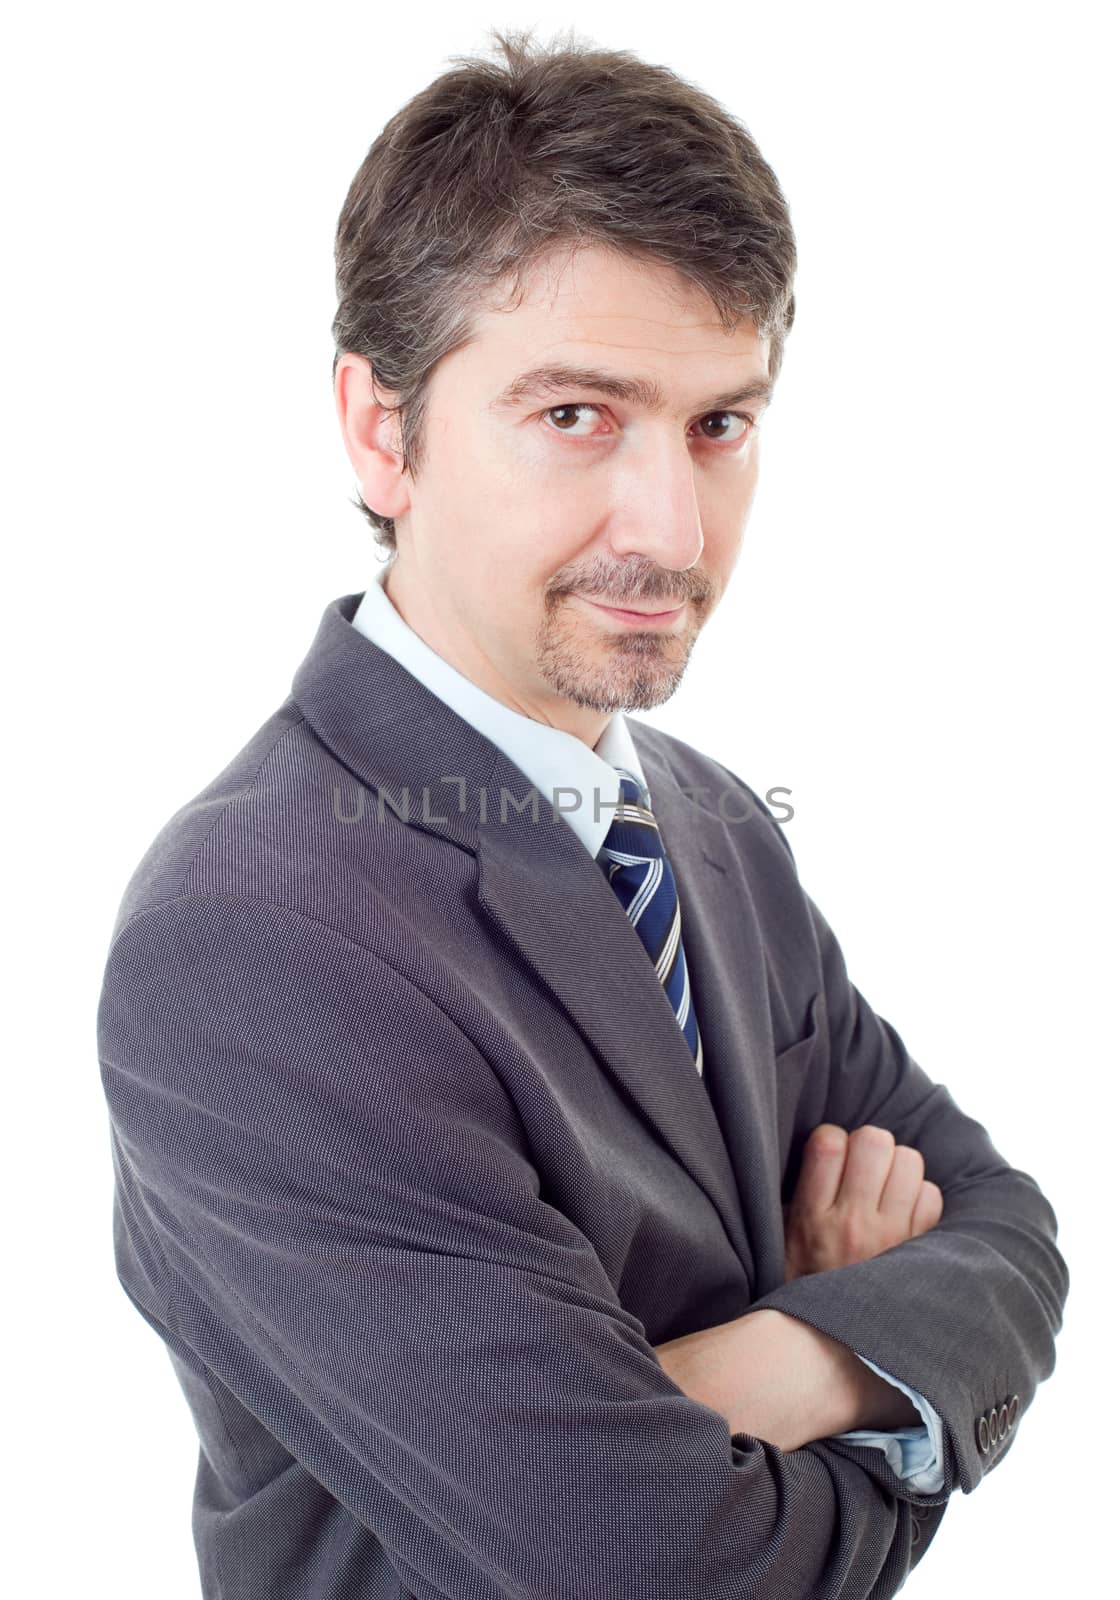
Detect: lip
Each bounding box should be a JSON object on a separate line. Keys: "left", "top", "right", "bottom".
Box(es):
{"left": 578, "top": 596, "right": 687, "bottom": 628}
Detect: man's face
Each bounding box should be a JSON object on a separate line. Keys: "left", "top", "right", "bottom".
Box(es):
{"left": 350, "top": 244, "right": 773, "bottom": 746}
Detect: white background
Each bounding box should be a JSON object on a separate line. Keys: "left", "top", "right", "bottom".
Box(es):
{"left": 4, "top": 1, "right": 1113, "bottom": 1593}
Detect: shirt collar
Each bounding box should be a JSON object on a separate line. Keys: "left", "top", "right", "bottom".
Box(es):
{"left": 348, "top": 565, "right": 648, "bottom": 858}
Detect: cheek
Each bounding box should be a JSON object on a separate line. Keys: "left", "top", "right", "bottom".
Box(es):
{"left": 503, "top": 423, "right": 611, "bottom": 507}
{"left": 479, "top": 474, "right": 595, "bottom": 573}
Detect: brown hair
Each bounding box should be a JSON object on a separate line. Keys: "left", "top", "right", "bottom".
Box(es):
{"left": 332, "top": 25, "right": 797, "bottom": 554}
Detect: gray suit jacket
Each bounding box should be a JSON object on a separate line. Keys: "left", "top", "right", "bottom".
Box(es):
{"left": 97, "top": 590, "right": 1068, "bottom": 1598}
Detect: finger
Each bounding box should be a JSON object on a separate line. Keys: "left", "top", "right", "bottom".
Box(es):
{"left": 792, "top": 1123, "right": 850, "bottom": 1213}
{"left": 878, "top": 1143, "right": 924, "bottom": 1231}
{"left": 911, "top": 1179, "right": 944, "bottom": 1235}
{"left": 836, "top": 1124, "right": 896, "bottom": 1210}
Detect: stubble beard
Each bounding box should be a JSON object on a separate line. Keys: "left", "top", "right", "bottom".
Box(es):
{"left": 534, "top": 596, "right": 700, "bottom": 713}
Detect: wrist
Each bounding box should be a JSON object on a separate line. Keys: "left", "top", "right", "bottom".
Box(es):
{"left": 791, "top": 1317, "right": 874, "bottom": 1435}
{"left": 757, "top": 1311, "right": 920, "bottom": 1437}
{"left": 748, "top": 1309, "right": 866, "bottom": 1442}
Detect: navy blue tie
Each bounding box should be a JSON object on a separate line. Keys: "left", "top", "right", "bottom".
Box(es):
{"left": 597, "top": 766, "right": 703, "bottom": 1075}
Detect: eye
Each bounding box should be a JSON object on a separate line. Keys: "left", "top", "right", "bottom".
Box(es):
{"left": 540, "top": 404, "right": 755, "bottom": 445}
{"left": 542, "top": 404, "right": 603, "bottom": 437}
{"left": 695, "top": 410, "right": 754, "bottom": 443}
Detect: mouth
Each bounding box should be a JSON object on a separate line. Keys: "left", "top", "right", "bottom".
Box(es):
{"left": 575, "top": 595, "right": 688, "bottom": 629}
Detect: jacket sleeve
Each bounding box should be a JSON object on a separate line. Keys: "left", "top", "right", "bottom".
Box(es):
{"left": 746, "top": 858, "right": 1070, "bottom": 1500}
{"left": 99, "top": 892, "right": 944, "bottom": 1600}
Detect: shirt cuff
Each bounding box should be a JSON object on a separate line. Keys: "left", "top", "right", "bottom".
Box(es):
{"left": 831, "top": 1354, "right": 946, "bottom": 1492}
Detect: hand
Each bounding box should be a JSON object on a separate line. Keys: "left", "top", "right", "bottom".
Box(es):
{"left": 783, "top": 1123, "right": 943, "bottom": 1282}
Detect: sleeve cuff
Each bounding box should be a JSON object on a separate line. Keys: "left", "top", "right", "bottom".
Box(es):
{"left": 831, "top": 1354, "right": 946, "bottom": 1492}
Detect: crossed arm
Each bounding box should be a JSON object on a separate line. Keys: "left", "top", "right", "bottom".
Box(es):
{"left": 654, "top": 1121, "right": 946, "bottom": 1450}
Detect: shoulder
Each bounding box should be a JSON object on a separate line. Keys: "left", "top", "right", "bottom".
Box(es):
{"left": 106, "top": 699, "right": 307, "bottom": 942}
{"left": 104, "top": 697, "right": 447, "bottom": 948}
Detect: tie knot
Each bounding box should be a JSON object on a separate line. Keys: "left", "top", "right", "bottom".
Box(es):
{"left": 612, "top": 765, "right": 654, "bottom": 811}
{"left": 613, "top": 765, "right": 645, "bottom": 803}
{"left": 602, "top": 766, "right": 662, "bottom": 856}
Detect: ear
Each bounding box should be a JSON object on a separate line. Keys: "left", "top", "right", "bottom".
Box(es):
{"left": 334, "top": 353, "right": 411, "bottom": 520}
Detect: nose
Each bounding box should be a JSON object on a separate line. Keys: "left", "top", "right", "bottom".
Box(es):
{"left": 606, "top": 433, "right": 704, "bottom": 573}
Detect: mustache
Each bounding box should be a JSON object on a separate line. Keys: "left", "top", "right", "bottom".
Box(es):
{"left": 552, "top": 573, "right": 709, "bottom": 608}
{"left": 575, "top": 594, "right": 688, "bottom": 610}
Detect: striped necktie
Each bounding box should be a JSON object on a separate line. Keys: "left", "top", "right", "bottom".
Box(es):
{"left": 597, "top": 766, "right": 703, "bottom": 1075}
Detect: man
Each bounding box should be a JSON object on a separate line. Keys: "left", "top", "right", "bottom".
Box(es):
{"left": 97, "top": 27, "right": 1067, "bottom": 1599}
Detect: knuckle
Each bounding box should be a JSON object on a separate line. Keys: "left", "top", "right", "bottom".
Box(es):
{"left": 837, "top": 1212, "right": 867, "bottom": 1255}
{"left": 808, "top": 1123, "right": 848, "bottom": 1156}
{"left": 851, "top": 1123, "right": 895, "bottom": 1149}
{"left": 891, "top": 1143, "right": 925, "bottom": 1180}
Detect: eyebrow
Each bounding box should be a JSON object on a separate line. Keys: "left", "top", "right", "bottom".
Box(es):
{"left": 488, "top": 364, "right": 775, "bottom": 416}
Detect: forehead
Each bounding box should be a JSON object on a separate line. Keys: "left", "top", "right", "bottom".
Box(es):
{"left": 459, "top": 244, "right": 770, "bottom": 400}
{"left": 504, "top": 242, "right": 719, "bottom": 321}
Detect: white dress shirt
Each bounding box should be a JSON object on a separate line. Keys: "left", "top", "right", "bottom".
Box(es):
{"left": 350, "top": 562, "right": 944, "bottom": 1492}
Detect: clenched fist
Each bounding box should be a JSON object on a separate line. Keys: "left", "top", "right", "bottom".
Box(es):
{"left": 783, "top": 1123, "right": 943, "bottom": 1282}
